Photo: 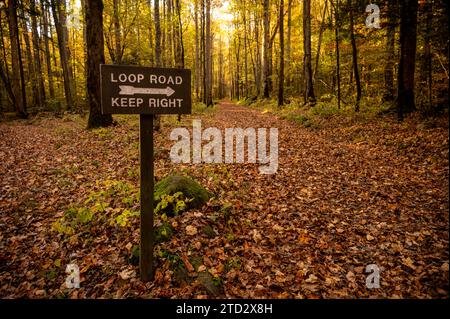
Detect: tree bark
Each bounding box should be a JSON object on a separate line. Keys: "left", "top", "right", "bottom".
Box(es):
{"left": 313, "top": 0, "right": 328, "bottom": 83}
{"left": 194, "top": 0, "right": 200, "bottom": 99}
{"left": 51, "top": 0, "right": 74, "bottom": 111}
{"left": 175, "top": 0, "right": 184, "bottom": 68}
{"left": 278, "top": 0, "right": 284, "bottom": 107}
{"left": 113, "top": 0, "right": 122, "bottom": 64}
{"left": 205, "top": 0, "right": 212, "bottom": 106}
{"left": 153, "top": 0, "right": 162, "bottom": 130}
{"left": 397, "top": 0, "right": 418, "bottom": 121}
{"left": 42, "top": 0, "right": 55, "bottom": 99}
{"left": 8, "top": 0, "right": 27, "bottom": 118}
{"left": 424, "top": 1, "right": 433, "bottom": 111}
{"left": 154, "top": 0, "right": 162, "bottom": 67}
{"left": 255, "top": 10, "right": 261, "bottom": 96}
{"left": 86, "top": 0, "right": 113, "bottom": 128}
{"left": 22, "top": 18, "right": 40, "bottom": 109}
{"left": 303, "top": 0, "right": 315, "bottom": 104}
{"left": 349, "top": 0, "right": 361, "bottom": 112}
{"left": 332, "top": 0, "right": 341, "bottom": 109}
{"left": 286, "top": 0, "right": 292, "bottom": 89}
{"left": 263, "top": 0, "right": 270, "bottom": 98}
{"left": 383, "top": 0, "right": 396, "bottom": 102}
{"left": 31, "top": 0, "right": 46, "bottom": 108}
{"left": 243, "top": 1, "right": 248, "bottom": 98}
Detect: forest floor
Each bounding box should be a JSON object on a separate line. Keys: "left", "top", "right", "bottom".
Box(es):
{"left": 0, "top": 101, "right": 448, "bottom": 298}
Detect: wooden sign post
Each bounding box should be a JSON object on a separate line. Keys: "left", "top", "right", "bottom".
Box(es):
{"left": 100, "top": 64, "right": 191, "bottom": 281}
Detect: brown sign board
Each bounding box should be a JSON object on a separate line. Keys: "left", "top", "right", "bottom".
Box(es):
{"left": 100, "top": 64, "right": 191, "bottom": 115}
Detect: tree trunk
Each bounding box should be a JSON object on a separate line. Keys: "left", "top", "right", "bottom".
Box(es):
{"left": 153, "top": 0, "right": 162, "bottom": 130}
{"left": 397, "top": 0, "right": 418, "bottom": 121}
{"left": 313, "top": 0, "right": 328, "bottom": 83}
{"left": 201, "top": 0, "right": 206, "bottom": 103}
{"left": 0, "top": 12, "right": 14, "bottom": 106}
{"left": 8, "top": 0, "right": 27, "bottom": 118}
{"left": 286, "top": 0, "right": 292, "bottom": 89}
{"left": 384, "top": 0, "right": 396, "bottom": 102}
{"left": 31, "top": 0, "right": 46, "bottom": 108}
{"left": 333, "top": 0, "right": 341, "bottom": 109}
{"left": 235, "top": 36, "right": 240, "bottom": 100}
{"left": 424, "top": 1, "right": 433, "bottom": 111}
{"left": 51, "top": 0, "right": 74, "bottom": 111}
{"left": 42, "top": 0, "right": 55, "bottom": 99}
{"left": 154, "top": 0, "right": 162, "bottom": 67}
{"left": 175, "top": 0, "right": 184, "bottom": 68}
{"left": 243, "top": 1, "right": 248, "bottom": 98}
{"left": 278, "top": 0, "right": 284, "bottom": 107}
{"left": 22, "top": 19, "right": 40, "bottom": 109}
{"left": 303, "top": 0, "right": 315, "bottom": 104}
{"left": 205, "top": 0, "right": 212, "bottom": 106}
{"left": 86, "top": 0, "right": 113, "bottom": 128}
{"left": 175, "top": 0, "right": 184, "bottom": 120}
{"left": 194, "top": 0, "right": 200, "bottom": 100}
{"left": 263, "top": 0, "right": 270, "bottom": 98}
{"left": 255, "top": 11, "right": 261, "bottom": 96}
{"left": 349, "top": 0, "right": 361, "bottom": 112}
{"left": 113, "top": 0, "right": 122, "bottom": 64}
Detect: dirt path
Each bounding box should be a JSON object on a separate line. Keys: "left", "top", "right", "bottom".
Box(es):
{"left": 0, "top": 101, "right": 448, "bottom": 298}
{"left": 188, "top": 101, "right": 449, "bottom": 298}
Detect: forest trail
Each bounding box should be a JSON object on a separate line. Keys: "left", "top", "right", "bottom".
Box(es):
{"left": 0, "top": 102, "right": 448, "bottom": 298}
{"left": 176, "top": 100, "right": 449, "bottom": 298}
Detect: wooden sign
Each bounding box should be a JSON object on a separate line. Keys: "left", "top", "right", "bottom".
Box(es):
{"left": 100, "top": 64, "right": 192, "bottom": 282}
{"left": 100, "top": 64, "right": 191, "bottom": 115}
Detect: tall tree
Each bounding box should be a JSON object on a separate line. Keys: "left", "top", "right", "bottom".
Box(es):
{"left": 263, "top": 0, "right": 270, "bottom": 98}
{"left": 313, "top": 0, "right": 328, "bottom": 83}
{"left": 0, "top": 13, "right": 14, "bottom": 105}
{"left": 8, "top": 0, "right": 27, "bottom": 118}
{"left": 277, "top": 0, "right": 284, "bottom": 107}
{"left": 303, "top": 0, "right": 315, "bottom": 104}
{"left": 332, "top": 0, "right": 341, "bottom": 109}
{"left": 397, "top": 0, "right": 418, "bottom": 121}
{"left": 174, "top": 0, "right": 184, "bottom": 68}
{"left": 154, "top": 0, "right": 162, "bottom": 67}
{"left": 194, "top": 0, "right": 200, "bottom": 99}
{"left": 285, "top": 0, "right": 292, "bottom": 88}
{"left": 30, "top": 0, "right": 46, "bottom": 108}
{"left": 423, "top": 1, "right": 433, "bottom": 111}
{"left": 205, "top": 0, "right": 212, "bottom": 106}
{"left": 42, "top": 0, "right": 55, "bottom": 99}
{"left": 383, "top": 0, "right": 397, "bottom": 102}
{"left": 153, "top": 0, "right": 162, "bottom": 130}
{"left": 21, "top": 18, "right": 40, "bottom": 109}
{"left": 243, "top": 1, "right": 249, "bottom": 98}
{"left": 349, "top": 0, "right": 361, "bottom": 112}
{"left": 112, "top": 0, "right": 122, "bottom": 64}
{"left": 51, "top": 0, "right": 74, "bottom": 110}
{"left": 86, "top": 0, "right": 113, "bottom": 128}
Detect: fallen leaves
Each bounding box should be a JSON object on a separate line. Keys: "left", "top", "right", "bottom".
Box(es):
{"left": 0, "top": 103, "right": 448, "bottom": 299}
{"left": 185, "top": 225, "right": 197, "bottom": 236}
{"left": 119, "top": 269, "right": 136, "bottom": 280}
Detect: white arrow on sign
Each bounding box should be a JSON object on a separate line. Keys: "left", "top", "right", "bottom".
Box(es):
{"left": 119, "top": 85, "right": 175, "bottom": 97}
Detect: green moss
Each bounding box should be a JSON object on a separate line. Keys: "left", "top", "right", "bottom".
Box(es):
{"left": 154, "top": 222, "right": 175, "bottom": 242}
{"left": 154, "top": 175, "right": 212, "bottom": 209}
{"left": 202, "top": 224, "right": 216, "bottom": 238}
